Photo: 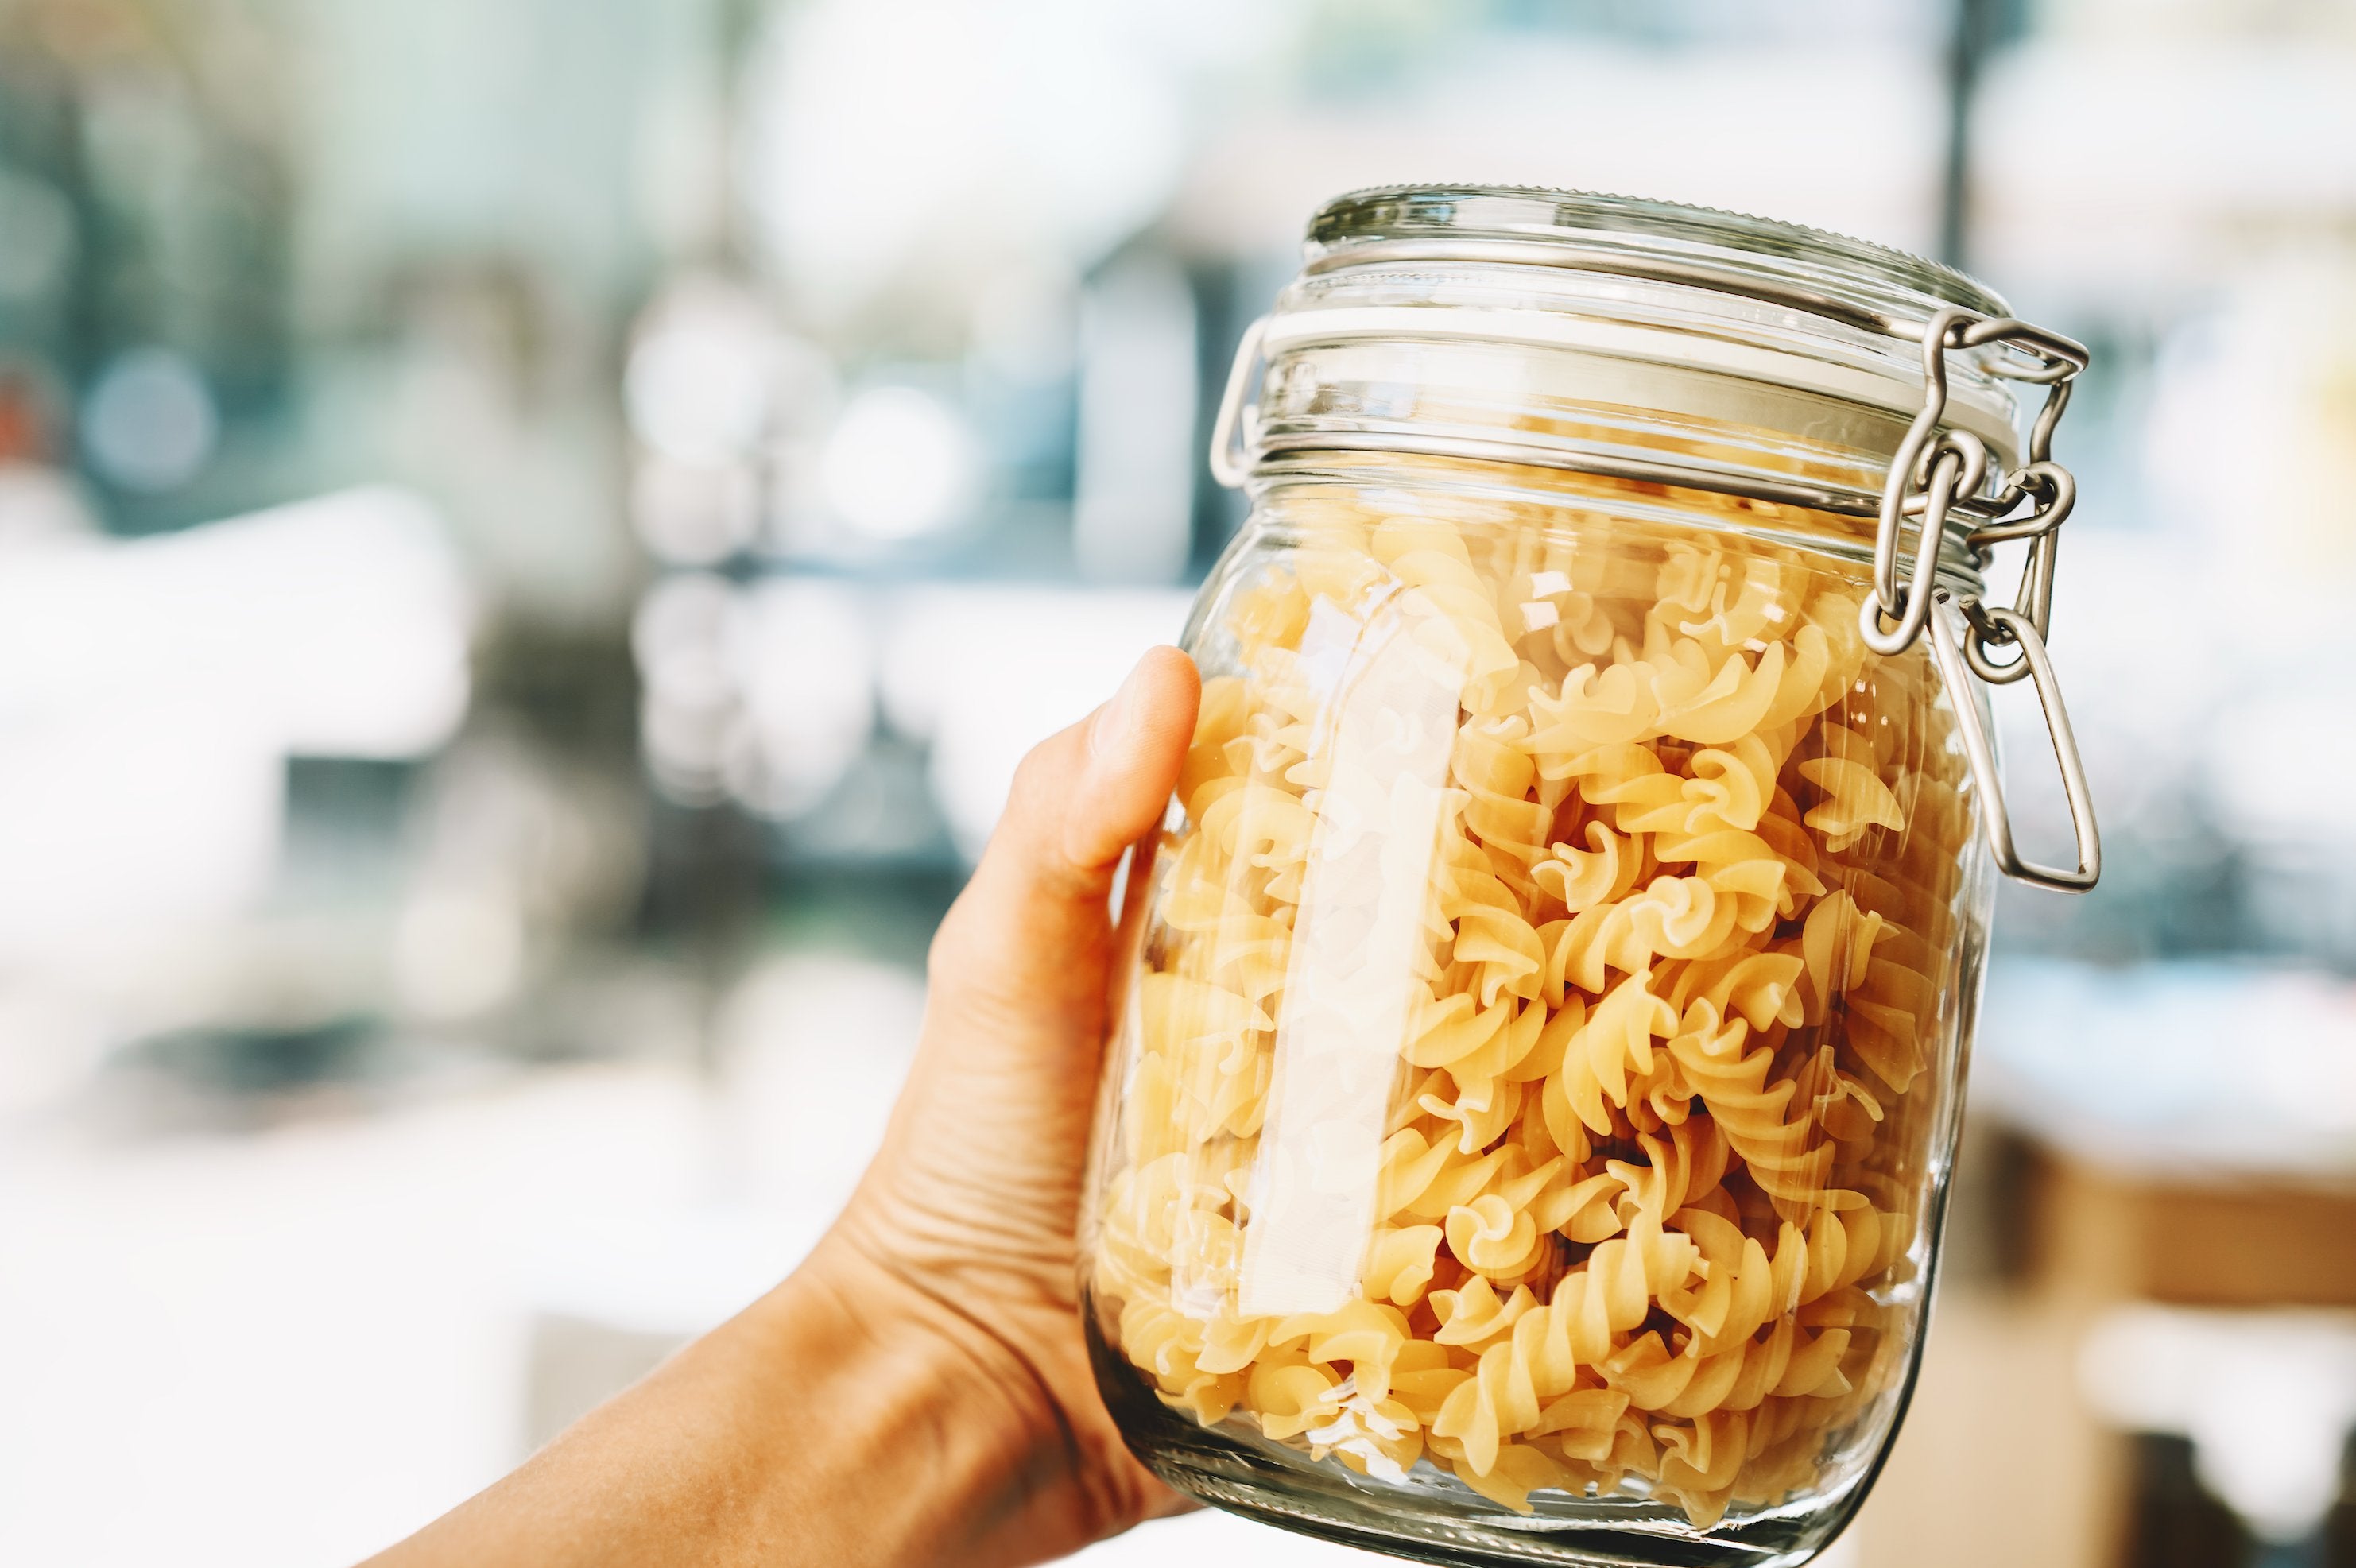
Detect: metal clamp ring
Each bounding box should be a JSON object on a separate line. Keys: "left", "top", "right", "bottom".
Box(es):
{"left": 1968, "top": 461, "right": 2075, "bottom": 548}
{"left": 1956, "top": 595, "right": 2027, "bottom": 686}
{"left": 1862, "top": 439, "right": 1975, "bottom": 656}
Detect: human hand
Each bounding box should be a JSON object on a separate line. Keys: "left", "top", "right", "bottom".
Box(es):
{"left": 814, "top": 645, "right": 1203, "bottom": 1564}
{"left": 366, "top": 647, "right": 1202, "bottom": 1568}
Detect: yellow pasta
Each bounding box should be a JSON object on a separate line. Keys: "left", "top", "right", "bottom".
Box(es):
{"left": 1088, "top": 473, "right": 1970, "bottom": 1531}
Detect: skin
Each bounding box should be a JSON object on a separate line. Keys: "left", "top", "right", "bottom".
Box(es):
{"left": 369, "top": 647, "right": 1203, "bottom": 1568}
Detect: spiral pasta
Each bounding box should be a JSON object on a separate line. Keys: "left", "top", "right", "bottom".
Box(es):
{"left": 1088, "top": 475, "right": 1970, "bottom": 1530}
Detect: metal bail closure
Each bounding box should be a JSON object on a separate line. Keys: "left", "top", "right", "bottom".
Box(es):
{"left": 1926, "top": 595, "right": 2101, "bottom": 893}
{"left": 1862, "top": 307, "right": 2100, "bottom": 892}
{"left": 1209, "top": 316, "right": 1269, "bottom": 490}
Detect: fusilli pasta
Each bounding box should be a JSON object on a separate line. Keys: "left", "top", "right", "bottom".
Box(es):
{"left": 1088, "top": 474, "right": 1970, "bottom": 1529}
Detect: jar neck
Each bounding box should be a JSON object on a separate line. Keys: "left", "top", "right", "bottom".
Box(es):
{"left": 1246, "top": 254, "right": 2021, "bottom": 525}
{"left": 1243, "top": 452, "right": 1990, "bottom": 602}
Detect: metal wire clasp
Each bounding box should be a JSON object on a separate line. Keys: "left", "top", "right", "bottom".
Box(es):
{"left": 1208, "top": 316, "right": 1269, "bottom": 490}
{"left": 1862, "top": 308, "right": 2101, "bottom": 892}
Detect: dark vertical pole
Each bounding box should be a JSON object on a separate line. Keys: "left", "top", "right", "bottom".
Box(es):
{"left": 1938, "top": 0, "right": 2004, "bottom": 271}
{"left": 1938, "top": 0, "right": 1981, "bottom": 269}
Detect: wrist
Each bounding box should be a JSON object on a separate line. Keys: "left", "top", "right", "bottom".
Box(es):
{"left": 787, "top": 1226, "right": 1064, "bottom": 1463}
{"left": 764, "top": 1230, "right": 1091, "bottom": 1568}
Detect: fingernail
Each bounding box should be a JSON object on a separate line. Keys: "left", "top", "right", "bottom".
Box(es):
{"left": 1088, "top": 658, "right": 1148, "bottom": 760}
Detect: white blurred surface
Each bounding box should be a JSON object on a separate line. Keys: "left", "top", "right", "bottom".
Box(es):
{"left": 1071, "top": 1507, "right": 1397, "bottom": 1566}
{"left": 0, "top": 943, "right": 933, "bottom": 1568}
{"left": 0, "top": 486, "right": 470, "bottom": 756}
{"left": 0, "top": 489, "right": 470, "bottom": 966}
{"left": 0, "top": 1066, "right": 724, "bottom": 1568}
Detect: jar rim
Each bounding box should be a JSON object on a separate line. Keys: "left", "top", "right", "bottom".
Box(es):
{"left": 1305, "top": 184, "right": 2011, "bottom": 329}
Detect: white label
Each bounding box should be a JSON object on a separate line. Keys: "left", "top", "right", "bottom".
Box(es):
{"left": 1237, "top": 599, "right": 1465, "bottom": 1318}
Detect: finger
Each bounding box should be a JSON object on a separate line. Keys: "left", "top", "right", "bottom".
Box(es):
{"left": 939, "top": 648, "right": 1199, "bottom": 1016}
{"left": 1065, "top": 645, "right": 1200, "bottom": 873}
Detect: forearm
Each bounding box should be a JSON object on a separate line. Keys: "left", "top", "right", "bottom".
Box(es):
{"left": 368, "top": 1240, "right": 1064, "bottom": 1568}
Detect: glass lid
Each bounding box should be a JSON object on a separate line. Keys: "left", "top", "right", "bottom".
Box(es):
{"left": 1306, "top": 184, "right": 2012, "bottom": 330}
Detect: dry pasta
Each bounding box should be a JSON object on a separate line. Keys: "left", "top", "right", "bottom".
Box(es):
{"left": 1088, "top": 473, "right": 1971, "bottom": 1529}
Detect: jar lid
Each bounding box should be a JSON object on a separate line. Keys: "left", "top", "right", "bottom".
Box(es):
{"left": 1227, "top": 184, "right": 2030, "bottom": 520}
{"left": 1306, "top": 185, "right": 2010, "bottom": 329}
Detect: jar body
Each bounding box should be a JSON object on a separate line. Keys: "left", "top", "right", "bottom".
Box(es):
{"left": 1081, "top": 460, "right": 1993, "bottom": 1567}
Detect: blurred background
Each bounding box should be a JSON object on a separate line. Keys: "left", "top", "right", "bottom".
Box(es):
{"left": 3, "top": 0, "right": 2356, "bottom": 1564}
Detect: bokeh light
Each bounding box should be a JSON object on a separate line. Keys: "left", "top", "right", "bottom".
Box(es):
{"left": 818, "top": 385, "right": 975, "bottom": 540}
{"left": 81, "top": 348, "right": 219, "bottom": 493}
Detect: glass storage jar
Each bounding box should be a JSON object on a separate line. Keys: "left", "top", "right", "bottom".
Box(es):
{"left": 1079, "top": 187, "right": 2101, "bottom": 1567}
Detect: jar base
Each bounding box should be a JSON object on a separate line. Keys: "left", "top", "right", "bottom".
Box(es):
{"left": 1095, "top": 1331, "right": 1856, "bottom": 1568}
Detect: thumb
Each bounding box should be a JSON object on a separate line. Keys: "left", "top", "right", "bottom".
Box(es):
{"left": 1064, "top": 644, "right": 1203, "bottom": 875}
{"left": 936, "top": 647, "right": 1199, "bottom": 1018}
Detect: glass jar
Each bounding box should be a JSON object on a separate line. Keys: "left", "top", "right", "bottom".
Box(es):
{"left": 1080, "top": 188, "right": 2101, "bottom": 1567}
